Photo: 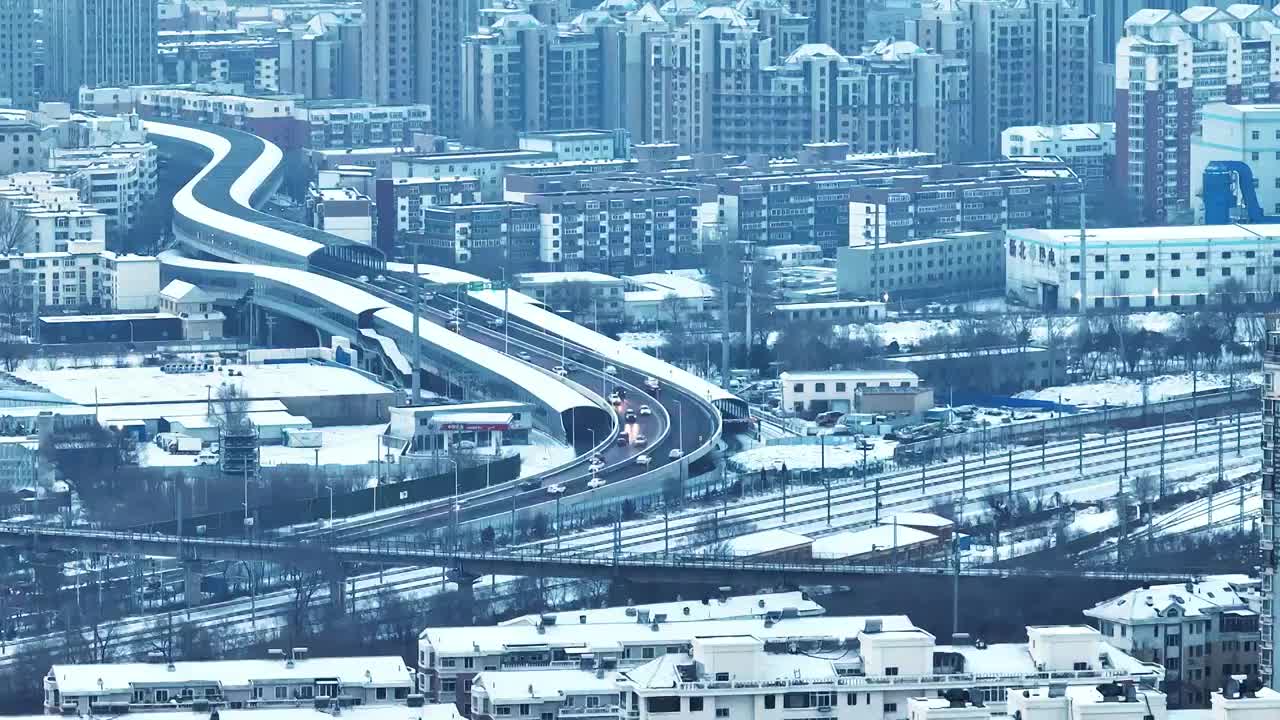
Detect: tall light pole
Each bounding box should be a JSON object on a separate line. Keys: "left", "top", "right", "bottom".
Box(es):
{"left": 444, "top": 458, "right": 460, "bottom": 550}
{"left": 499, "top": 266, "right": 510, "bottom": 354}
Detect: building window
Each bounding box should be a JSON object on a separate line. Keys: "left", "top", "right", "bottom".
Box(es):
{"left": 793, "top": 383, "right": 803, "bottom": 393}
{"left": 715, "top": 710, "right": 729, "bottom": 718}
{"left": 835, "top": 382, "right": 846, "bottom": 392}
{"left": 884, "top": 703, "right": 898, "bottom": 713}
{"left": 814, "top": 383, "right": 826, "bottom": 392}
{"left": 764, "top": 696, "right": 776, "bottom": 709}
{"left": 1145, "top": 269, "right": 1155, "bottom": 278}
{"left": 885, "top": 667, "right": 898, "bottom": 676}
{"left": 690, "top": 698, "right": 704, "bottom": 711}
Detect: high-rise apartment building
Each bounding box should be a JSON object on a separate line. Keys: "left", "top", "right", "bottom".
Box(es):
{"left": 1116, "top": 7, "right": 1280, "bottom": 225}
{"left": 910, "top": 0, "right": 1094, "bottom": 160}
{"left": 1263, "top": 317, "right": 1280, "bottom": 689}
{"left": 362, "top": 0, "right": 478, "bottom": 135}
{"left": 45, "top": 0, "right": 158, "bottom": 100}
{"left": 788, "top": 0, "right": 867, "bottom": 53}
{"left": 461, "top": 14, "right": 603, "bottom": 147}
{"left": 0, "top": 0, "right": 36, "bottom": 108}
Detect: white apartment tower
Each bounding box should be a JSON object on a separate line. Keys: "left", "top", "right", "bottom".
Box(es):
{"left": 0, "top": 0, "right": 35, "bottom": 108}
{"left": 362, "top": 0, "right": 479, "bottom": 134}
{"left": 910, "top": 0, "right": 1094, "bottom": 160}
{"left": 45, "top": 0, "right": 157, "bottom": 100}
{"left": 1116, "top": 6, "right": 1280, "bottom": 226}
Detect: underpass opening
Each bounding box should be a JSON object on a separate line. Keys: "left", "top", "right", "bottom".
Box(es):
{"left": 563, "top": 406, "right": 612, "bottom": 453}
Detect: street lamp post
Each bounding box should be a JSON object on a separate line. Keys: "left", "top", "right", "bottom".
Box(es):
{"left": 444, "top": 458, "right": 461, "bottom": 550}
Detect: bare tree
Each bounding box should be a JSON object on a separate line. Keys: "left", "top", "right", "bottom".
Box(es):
{"left": 282, "top": 564, "right": 325, "bottom": 646}
{"left": 0, "top": 206, "right": 32, "bottom": 255}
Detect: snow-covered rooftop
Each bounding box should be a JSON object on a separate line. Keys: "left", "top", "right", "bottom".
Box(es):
{"left": 498, "top": 591, "right": 824, "bottom": 626}
{"left": 780, "top": 369, "right": 918, "bottom": 382}
{"left": 421, "top": 615, "right": 916, "bottom": 654}
{"left": 724, "top": 527, "right": 813, "bottom": 556}
{"left": 48, "top": 656, "right": 413, "bottom": 695}
{"left": 811, "top": 525, "right": 940, "bottom": 559}
{"left": 516, "top": 271, "right": 621, "bottom": 285}
{"left": 474, "top": 668, "right": 620, "bottom": 703}
{"left": 1085, "top": 577, "right": 1256, "bottom": 624}
{"left": 15, "top": 363, "right": 394, "bottom": 406}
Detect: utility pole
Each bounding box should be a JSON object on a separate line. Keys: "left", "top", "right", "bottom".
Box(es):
{"left": 742, "top": 241, "right": 755, "bottom": 355}
{"left": 1078, "top": 191, "right": 1088, "bottom": 314}
{"left": 411, "top": 245, "right": 422, "bottom": 404}
{"left": 1007, "top": 439, "right": 1014, "bottom": 503}
{"left": 1077, "top": 423, "right": 1083, "bottom": 476}
{"left": 874, "top": 474, "right": 881, "bottom": 524}
{"left": 1118, "top": 475, "right": 1128, "bottom": 564}
{"left": 1217, "top": 424, "right": 1225, "bottom": 489}
{"left": 1040, "top": 421, "right": 1046, "bottom": 468}
{"left": 951, "top": 532, "right": 961, "bottom": 638}
{"left": 781, "top": 466, "right": 788, "bottom": 521}
{"left": 1122, "top": 427, "right": 1129, "bottom": 477}
{"left": 663, "top": 504, "right": 670, "bottom": 558}
{"left": 1193, "top": 361, "right": 1199, "bottom": 452}
{"left": 1159, "top": 405, "right": 1167, "bottom": 498}
{"left": 825, "top": 474, "right": 832, "bottom": 525}
{"left": 718, "top": 224, "right": 730, "bottom": 386}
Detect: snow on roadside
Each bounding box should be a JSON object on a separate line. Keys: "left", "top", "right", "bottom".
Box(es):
{"left": 617, "top": 332, "right": 667, "bottom": 350}
{"left": 1015, "top": 372, "right": 1260, "bottom": 408}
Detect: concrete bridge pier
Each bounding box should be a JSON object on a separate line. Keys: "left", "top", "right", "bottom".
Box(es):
{"left": 327, "top": 566, "right": 347, "bottom": 614}
{"left": 446, "top": 568, "right": 480, "bottom": 621}
{"left": 182, "top": 560, "right": 206, "bottom": 609}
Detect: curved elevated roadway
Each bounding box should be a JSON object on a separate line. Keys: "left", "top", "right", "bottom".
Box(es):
{"left": 148, "top": 118, "right": 736, "bottom": 519}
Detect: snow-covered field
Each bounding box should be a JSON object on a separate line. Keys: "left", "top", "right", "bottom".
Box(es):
{"left": 1016, "top": 371, "right": 1261, "bottom": 408}
{"left": 728, "top": 437, "right": 897, "bottom": 471}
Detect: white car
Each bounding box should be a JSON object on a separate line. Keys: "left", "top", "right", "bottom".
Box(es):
{"left": 645, "top": 377, "right": 660, "bottom": 391}
{"left": 545, "top": 483, "right": 567, "bottom": 495}
{"left": 517, "top": 351, "right": 532, "bottom": 361}
{"left": 553, "top": 366, "right": 569, "bottom": 376}
{"left": 635, "top": 454, "right": 652, "bottom": 467}
{"left": 638, "top": 404, "right": 652, "bottom": 416}
{"left": 589, "top": 459, "right": 606, "bottom": 473}
{"left": 604, "top": 364, "right": 618, "bottom": 376}
{"left": 668, "top": 448, "right": 685, "bottom": 460}
{"left": 487, "top": 317, "right": 504, "bottom": 328}
{"left": 587, "top": 477, "right": 606, "bottom": 489}
{"left": 634, "top": 433, "right": 647, "bottom": 446}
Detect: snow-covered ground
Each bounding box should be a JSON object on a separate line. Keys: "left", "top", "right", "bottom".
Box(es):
{"left": 140, "top": 425, "right": 575, "bottom": 478}
{"left": 728, "top": 437, "right": 897, "bottom": 471}
{"left": 1016, "top": 372, "right": 1262, "bottom": 408}
{"left": 617, "top": 332, "right": 667, "bottom": 350}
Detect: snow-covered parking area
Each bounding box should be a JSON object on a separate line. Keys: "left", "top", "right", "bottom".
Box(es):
{"left": 1016, "top": 372, "right": 1261, "bottom": 408}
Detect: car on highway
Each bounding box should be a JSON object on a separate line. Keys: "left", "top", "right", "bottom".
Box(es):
{"left": 545, "top": 483, "right": 566, "bottom": 495}
{"left": 553, "top": 366, "right": 569, "bottom": 376}
{"left": 625, "top": 411, "right": 637, "bottom": 424}
{"left": 609, "top": 392, "right": 622, "bottom": 405}
{"left": 518, "top": 479, "right": 541, "bottom": 491}
{"left": 447, "top": 319, "right": 462, "bottom": 332}
{"left": 587, "top": 477, "right": 607, "bottom": 489}
{"left": 635, "top": 454, "right": 652, "bottom": 467}
{"left": 449, "top": 307, "right": 462, "bottom": 318}
{"left": 517, "top": 351, "right": 532, "bottom": 361}
{"left": 589, "top": 459, "right": 606, "bottom": 473}
{"left": 604, "top": 364, "right": 618, "bottom": 375}
{"left": 635, "top": 433, "right": 647, "bottom": 445}
{"left": 486, "top": 317, "right": 504, "bottom": 328}
{"left": 616, "top": 434, "right": 629, "bottom": 446}
{"left": 639, "top": 404, "right": 652, "bottom": 416}
{"left": 645, "top": 377, "right": 660, "bottom": 391}
{"left": 668, "top": 448, "right": 685, "bottom": 460}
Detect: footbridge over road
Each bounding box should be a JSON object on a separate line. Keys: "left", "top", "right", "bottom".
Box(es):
{"left": 0, "top": 524, "right": 1196, "bottom": 598}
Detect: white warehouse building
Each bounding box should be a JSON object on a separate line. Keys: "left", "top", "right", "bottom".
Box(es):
{"left": 1005, "top": 225, "right": 1280, "bottom": 311}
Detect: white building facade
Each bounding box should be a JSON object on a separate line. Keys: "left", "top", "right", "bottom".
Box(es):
{"left": 1006, "top": 225, "right": 1280, "bottom": 311}
{"left": 780, "top": 369, "right": 921, "bottom": 414}
{"left": 1192, "top": 103, "right": 1280, "bottom": 223}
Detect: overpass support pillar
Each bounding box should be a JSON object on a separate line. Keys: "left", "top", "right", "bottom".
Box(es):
{"left": 327, "top": 566, "right": 347, "bottom": 615}
{"left": 607, "top": 576, "right": 635, "bottom": 607}
{"left": 183, "top": 561, "right": 206, "bottom": 610}
{"left": 446, "top": 568, "right": 480, "bottom": 621}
